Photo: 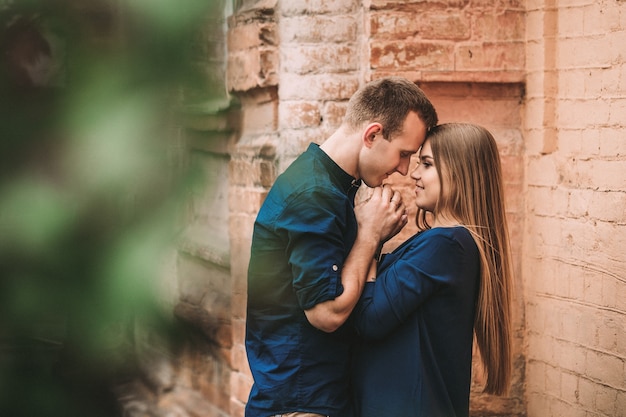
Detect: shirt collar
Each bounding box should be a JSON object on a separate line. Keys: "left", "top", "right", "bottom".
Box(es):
{"left": 307, "top": 143, "right": 361, "bottom": 194}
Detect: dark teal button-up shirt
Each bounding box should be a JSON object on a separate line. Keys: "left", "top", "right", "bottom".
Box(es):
{"left": 245, "top": 143, "right": 360, "bottom": 417}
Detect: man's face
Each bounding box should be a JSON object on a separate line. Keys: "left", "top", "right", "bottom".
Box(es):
{"left": 359, "top": 111, "right": 428, "bottom": 188}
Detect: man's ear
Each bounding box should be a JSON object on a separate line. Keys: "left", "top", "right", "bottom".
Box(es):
{"left": 362, "top": 122, "right": 383, "bottom": 148}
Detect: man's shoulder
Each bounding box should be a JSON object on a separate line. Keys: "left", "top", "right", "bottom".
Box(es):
{"left": 275, "top": 151, "right": 337, "bottom": 195}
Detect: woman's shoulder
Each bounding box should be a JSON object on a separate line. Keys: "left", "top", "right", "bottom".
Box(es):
{"left": 389, "top": 226, "right": 474, "bottom": 257}
{"left": 413, "top": 226, "right": 477, "bottom": 253}
{"left": 420, "top": 225, "right": 470, "bottom": 239}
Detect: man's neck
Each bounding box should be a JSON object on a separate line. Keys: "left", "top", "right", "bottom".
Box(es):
{"left": 319, "top": 126, "right": 361, "bottom": 179}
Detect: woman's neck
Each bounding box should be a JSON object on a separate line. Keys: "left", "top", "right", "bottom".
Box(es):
{"left": 432, "top": 213, "right": 461, "bottom": 228}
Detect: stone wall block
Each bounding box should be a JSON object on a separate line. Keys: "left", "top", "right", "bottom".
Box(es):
{"left": 229, "top": 186, "right": 269, "bottom": 214}
{"left": 278, "top": 127, "right": 334, "bottom": 161}
{"left": 228, "top": 49, "right": 276, "bottom": 92}
{"left": 231, "top": 283, "right": 248, "bottom": 321}
{"left": 196, "top": 361, "right": 231, "bottom": 412}
{"left": 455, "top": 42, "right": 525, "bottom": 72}
{"left": 230, "top": 320, "right": 248, "bottom": 364}
{"left": 281, "top": 44, "right": 359, "bottom": 74}
{"left": 230, "top": 371, "right": 253, "bottom": 410}
{"left": 228, "top": 214, "right": 254, "bottom": 284}
{"left": 471, "top": 10, "right": 525, "bottom": 41}
{"left": 258, "top": 159, "right": 277, "bottom": 187}
{"left": 588, "top": 191, "right": 626, "bottom": 223}
{"left": 420, "top": 11, "right": 471, "bottom": 40}
{"left": 177, "top": 255, "right": 229, "bottom": 304}
{"left": 174, "top": 301, "right": 232, "bottom": 349}
{"left": 228, "top": 22, "right": 275, "bottom": 50}
{"left": 500, "top": 154, "right": 523, "bottom": 186}
{"left": 279, "top": 101, "right": 322, "bottom": 129}
{"left": 280, "top": 73, "right": 360, "bottom": 100}
{"left": 371, "top": 41, "right": 454, "bottom": 70}
{"left": 491, "top": 127, "right": 524, "bottom": 155}
{"left": 228, "top": 159, "right": 252, "bottom": 187}
{"left": 370, "top": 11, "right": 425, "bottom": 38}
{"left": 322, "top": 101, "right": 348, "bottom": 127}
{"left": 371, "top": 0, "right": 469, "bottom": 7}
{"left": 599, "top": 127, "right": 626, "bottom": 156}
{"left": 281, "top": 15, "right": 357, "bottom": 43}
{"left": 239, "top": 92, "right": 278, "bottom": 134}
{"left": 281, "top": 0, "right": 358, "bottom": 16}
{"left": 526, "top": 156, "right": 559, "bottom": 187}
{"left": 558, "top": 98, "right": 610, "bottom": 129}
{"left": 227, "top": 17, "right": 278, "bottom": 92}
{"left": 585, "top": 351, "right": 624, "bottom": 389}
{"left": 230, "top": 399, "right": 245, "bottom": 417}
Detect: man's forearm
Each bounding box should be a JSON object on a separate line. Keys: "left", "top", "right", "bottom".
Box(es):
{"left": 304, "top": 232, "right": 379, "bottom": 332}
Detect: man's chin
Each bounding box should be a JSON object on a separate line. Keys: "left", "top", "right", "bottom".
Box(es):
{"left": 363, "top": 180, "right": 382, "bottom": 188}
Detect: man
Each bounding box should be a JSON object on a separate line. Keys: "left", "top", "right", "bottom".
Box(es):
{"left": 245, "top": 77, "right": 438, "bottom": 417}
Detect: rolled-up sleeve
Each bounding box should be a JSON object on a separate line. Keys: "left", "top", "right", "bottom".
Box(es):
{"left": 278, "top": 187, "right": 355, "bottom": 310}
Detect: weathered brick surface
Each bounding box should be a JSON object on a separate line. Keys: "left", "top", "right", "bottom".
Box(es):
{"left": 369, "top": 2, "right": 525, "bottom": 82}
{"left": 371, "top": 40, "right": 455, "bottom": 70}
{"left": 281, "top": 15, "right": 358, "bottom": 43}
{"left": 523, "top": 0, "right": 626, "bottom": 416}
{"left": 166, "top": 1, "right": 626, "bottom": 417}
{"left": 280, "top": 0, "right": 358, "bottom": 16}
{"left": 377, "top": 83, "right": 526, "bottom": 416}
{"left": 278, "top": 101, "right": 322, "bottom": 129}
{"left": 226, "top": 5, "right": 278, "bottom": 92}
{"left": 281, "top": 44, "right": 359, "bottom": 74}
{"left": 279, "top": 73, "right": 361, "bottom": 101}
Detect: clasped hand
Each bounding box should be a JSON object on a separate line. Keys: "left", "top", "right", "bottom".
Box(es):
{"left": 355, "top": 184, "right": 408, "bottom": 245}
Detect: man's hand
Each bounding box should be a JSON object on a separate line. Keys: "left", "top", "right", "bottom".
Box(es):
{"left": 304, "top": 185, "right": 408, "bottom": 333}
{"left": 355, "top": 184, "right": 408, "bottom": 245}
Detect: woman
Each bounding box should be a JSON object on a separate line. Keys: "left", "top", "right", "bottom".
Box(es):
{"left": 351, "top": 123, "right": 514, "bottom": 417}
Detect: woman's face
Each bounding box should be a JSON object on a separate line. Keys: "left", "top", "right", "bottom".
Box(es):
{"left": 410, "top": 139, "right": 441, "bottom": 213}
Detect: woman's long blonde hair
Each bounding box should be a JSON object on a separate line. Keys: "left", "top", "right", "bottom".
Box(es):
{"left": 416, "top": 123, "right": 513, "bottom": 395}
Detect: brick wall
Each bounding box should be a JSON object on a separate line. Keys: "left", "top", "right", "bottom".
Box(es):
{"left": 226, "top": 1, "right": 528, "bottom": 416}
{"left": 221, "top": 1, "right": 626, "bottom": 417}
{"left": 365, "top": 3, "right": 527, "bottom": 413}
{"left": 395, "top": 82, "right": 527, "bottom": 416}
{"left": 168, "top": 2, "right": 239, "bottom": 417}
{"left": 523, "top": 1, "right": 626, "bottom": 416}
{"left": 369, "top": 0, "right": 525, "bottom": 83}
{"left": 227, "top": 1, "right": 279, "bottom": 415}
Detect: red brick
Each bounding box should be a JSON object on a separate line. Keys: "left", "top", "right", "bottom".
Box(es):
{"left": 371, "top": 41, "right": 454, "bottom": 70}
{"left": 280, "top": 73, "right": 360, "bottom": 100}
{"left": 281, "top": 44, "right": 359, "bottom": 74}
{"left": 322, "top": 101, "right": 348, "bottom": 127}
{"left": 281, "top": 15, "right": 357, "bottom": 43}
{"left": 281, "top": 0, "right": 357, "bottom": 16}
{"left": 455, "top": 42, "right": 525, "bottom": 72}
{"left": 279, "top": 101, "right": 322, "bottom": 129}
{"left": 228, "top": 22, "right": 276, "bottom": 50}
{"left": 420, "top": 11, "right": 471, "bottom": 40}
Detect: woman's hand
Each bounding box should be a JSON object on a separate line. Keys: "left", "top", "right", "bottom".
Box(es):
{"left": 355, "top": 184, "right": 408, "bottom": 246}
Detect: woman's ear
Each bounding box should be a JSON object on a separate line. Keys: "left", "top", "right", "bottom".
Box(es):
{"left": 362, "top": 122, "right": 383, "bottom": 148}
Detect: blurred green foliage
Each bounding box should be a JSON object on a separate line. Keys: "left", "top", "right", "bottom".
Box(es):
{"left": 0, "top": 0, "right": 223, "bottom": 415}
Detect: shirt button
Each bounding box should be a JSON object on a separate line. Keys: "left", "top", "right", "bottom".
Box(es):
{"left": 332, "top": 264, "right": 338, "bottom": 271}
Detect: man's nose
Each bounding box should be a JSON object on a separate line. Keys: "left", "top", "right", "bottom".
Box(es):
{"left": 397, "top": 160, "right": 410, "bottom": 176}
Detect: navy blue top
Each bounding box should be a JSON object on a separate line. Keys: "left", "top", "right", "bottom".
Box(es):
{"left": 351, "top": 226, "right": 480, "bottom": 417}
{"left": 245, "top": 143, "right": 360, "bottom": 417}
